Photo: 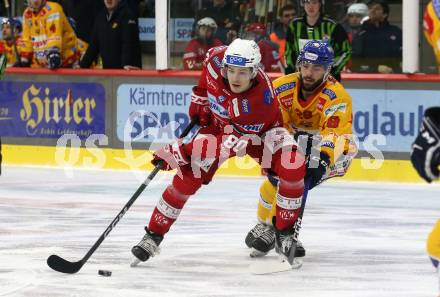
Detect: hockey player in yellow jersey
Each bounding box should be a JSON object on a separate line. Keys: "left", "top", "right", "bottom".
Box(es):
{"left": 245, "top": 40, "right": 356, "bottom": 257}
{"left": 411, "top": 106, "right": 440, "bottom": 296}
{"left": 20, "top": 0, "right": 78, "bottom": 69}
{"left": 424, "top": 0, "right": 440, "bottom": 73}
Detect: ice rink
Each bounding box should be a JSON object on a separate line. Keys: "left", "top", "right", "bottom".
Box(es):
{"left": 0, "top": 166, "right": 439, "bottom": 297}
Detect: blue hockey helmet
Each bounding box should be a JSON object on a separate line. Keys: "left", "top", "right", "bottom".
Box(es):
{"left": 296, "top": 40, "right": 334, "bottom": 71}
{"left": 1, "top": 18, "right": 22, "bottom": 33}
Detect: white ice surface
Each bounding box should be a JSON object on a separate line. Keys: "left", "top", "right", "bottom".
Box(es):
{"left": 0, "top": 166, "right": 439, "bottom": 297}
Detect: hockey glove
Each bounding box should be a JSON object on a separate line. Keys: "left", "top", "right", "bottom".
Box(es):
{"left": 189, "top": 86, "right": 211, "bottom": 127}
{"left": 152, "top": 141, "right": 189, "bottom": 171}
{"left": 47, "top": 50, "right": 61, "bottom": 69}
{"left": 411, "top": 107, "right": 440, "bottom": 183}
{"left": 305, "top": 151, "right": 330, "bottom": 190}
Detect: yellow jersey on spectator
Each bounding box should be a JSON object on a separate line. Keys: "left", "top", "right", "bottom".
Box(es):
{"left": 424, "top": 0, "right": 440, "bottom": 72}
{"left": 21, "top": 1, "right": 78, "bottom": 68}
{"left": 273, "top": 73, "right": 354, "bottom": 164}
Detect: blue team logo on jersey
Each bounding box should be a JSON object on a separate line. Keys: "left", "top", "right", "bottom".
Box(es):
{"left": 264, "top": 89, "right": 272, "bottom": 105}
{"left": 321, "top": 141, "right": 335, "bottom": 149}
{"left": 212, "top": 56, "right": 222, "bottom": 68}
{"left": 241, "top": 98, "right": 250, "bottom": 113}
{"left": 208, "top": 93, "right": 229, "bottom": 118}
{"left": 322, "top": 88, "right": 337, "bottom": 100}
{"left": 275, "top": 82, "right": 295, "bottom": 95}
{"left": 218, "top": 95, "right": 226, "bottom": 103}
{"left": 236, "top": 123, "right": 264, "bottom": 133}
{"left": 226, "top": 55, "right": 246, "bottom": 66}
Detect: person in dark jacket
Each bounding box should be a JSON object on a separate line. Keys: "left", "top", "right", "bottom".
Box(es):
{"left": 56, "top": 0, "right": 104, "bottom": 43}
{"left": 80, "top": 0, "right": 142, "bottom": 69}
{"left": 352, "top": 0, "right": 402, "bottom": 73}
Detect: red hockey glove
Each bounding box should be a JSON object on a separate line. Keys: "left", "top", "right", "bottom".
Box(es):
{"left": 152, "top": 141, "right": 189, "bottom": 171}
{"left": 189, "top": 86, "right": 211, "bottom": 126}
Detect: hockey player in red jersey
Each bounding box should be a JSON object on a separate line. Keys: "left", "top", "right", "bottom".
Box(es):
{"left": 132, "top": 38, "right": 306, "bottom": 264}
{"left": 183, "top": 17, "right": 223, "bottom": 70}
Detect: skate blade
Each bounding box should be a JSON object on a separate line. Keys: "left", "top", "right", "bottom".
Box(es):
{"left": 249, "top": 248, "right": 269, "bottom": 258}
{"left": 249, "top": 258, "right": 302, "bottom": 275}
{"left": 130, "top": 258, "right": 141, "bottom": 267}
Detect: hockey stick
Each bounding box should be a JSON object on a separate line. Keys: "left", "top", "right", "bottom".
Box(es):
{"left": 47, "top": 118, "right": 198, "bottom": 274}
{"left": 286, "top": 179, "right": 310, "bottom": 265}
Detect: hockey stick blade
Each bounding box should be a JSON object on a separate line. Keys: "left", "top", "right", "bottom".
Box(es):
{"left": 249, "top": 258, "right": 302, "bottom": 275}
{"left": 47, "top": 255, "right": 84, "bottom": 274}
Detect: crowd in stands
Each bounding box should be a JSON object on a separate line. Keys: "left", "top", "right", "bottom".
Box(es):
{"left": 0, "top": 0, "right": 142, "bottom": 70}
{"left": 183, "top": 0, "right": 404, "bottom": 75}
{"left": 0, "top": 0, "right": 436, "bottom": 74}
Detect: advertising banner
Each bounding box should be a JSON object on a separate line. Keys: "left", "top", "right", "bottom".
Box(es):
{"left": 138, "top": 18, "right": 194, "bottom": 42}
{"left": 350, "top": 88, "right": 440, "bottom": 152}
{"left": 117, "top": 84, "right": 193, "bottom": 144}
{"left": 116, "top": 83, "right": 440, "bottom": 153}
{"left": 0, "top": 82, "right": 105, "bottom": 139}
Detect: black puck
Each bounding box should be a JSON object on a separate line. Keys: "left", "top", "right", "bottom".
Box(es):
{"left": 98, "top": 269, "right": 112, "bottom": 277}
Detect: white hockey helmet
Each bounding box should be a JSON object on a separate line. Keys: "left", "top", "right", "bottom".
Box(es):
{"left": 347, "top": 3, "right": 368, "bottom": 16}
{"left": 197, "top": 17, "right": 218, "bottom": 32}
{"left": 222, "top": 38, "right": 261, "bottom": 78}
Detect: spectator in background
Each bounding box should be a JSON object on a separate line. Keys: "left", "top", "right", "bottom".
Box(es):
{"left": 270, "top": 4, "right": 296, "bottom": 67}
{"left": 0, "top": 18, "right": 23, "bottom": 67}
{"left": 342, "top": 2, "right": 368, "bottom": 43}
{"left": 20, "top": 0, "right": 79, "bottom": 69}
{"left": 323, "top": 0, "right": 358, "bottom": 22}
{"left": 56, "top": 0, "right": 104, "bottom": 43}
{"left": 352, "top": 0, "right": 402, "bottom": 73}
{"left": 285, "top": 0, "right": 351, "bottom": 81}
{"left": 424, "top": 0, "right": 440, "bottom": 73}
{"left": 122, "top": 0, "right": 141, "bottom": 17}
{"left": 195, "top": 0, "right": 241, "bottom": 44}
{"left": 80, "top": 0, "right": 142, "bottom": 69}
{"left": 242, "top": 22, "right": 283, "bottom": 72}
{"left": 183, "top": 17, "right": 223, "bottom": 70}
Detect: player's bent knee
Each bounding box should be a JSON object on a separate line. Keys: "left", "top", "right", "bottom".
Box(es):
{"left": 277, "top": 151, "right": 306, "bottom": 182}
{"left": 172, "top": 172, "right": 203, "bottom": 196}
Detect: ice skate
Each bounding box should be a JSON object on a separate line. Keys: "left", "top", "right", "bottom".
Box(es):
{"left": 246, "top": 223, "right": 305, "bottom": 257}
{"left": 131, "top": 228, "right": 163, "bottom": 266}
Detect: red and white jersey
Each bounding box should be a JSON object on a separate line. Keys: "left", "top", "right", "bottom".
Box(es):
{"left": 195, "top": 46, "right": 282, "bottom": 136}
{"left": 183, "top": 38, "right": 223, "bottom": 70}
{"left": 258, "top": 40, "right": 283, "bottom": 73}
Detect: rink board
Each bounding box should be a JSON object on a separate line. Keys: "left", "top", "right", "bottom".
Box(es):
{"left": 2, "top": 144, "right": 425, "bottom": 182}
{"left": 2, "top": 69, "right": 440, "bottom": 183}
